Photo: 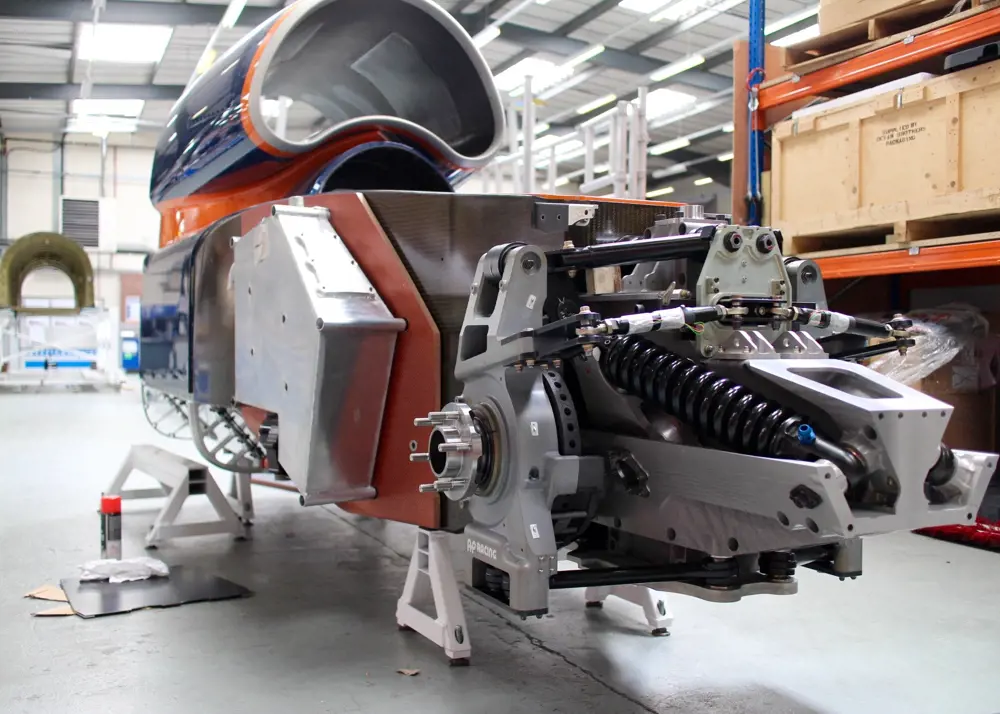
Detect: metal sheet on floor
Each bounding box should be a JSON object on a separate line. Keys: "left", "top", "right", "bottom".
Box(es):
{"left": 59, "top": 566, "right": 251, "bottom": 618}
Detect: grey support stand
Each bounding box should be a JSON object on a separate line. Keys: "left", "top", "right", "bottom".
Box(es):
{"left": 106, "top": 444, "right": 253, "bottom": 548}
{"left": 396, "top": 529, "right": 471, "bottom": 665}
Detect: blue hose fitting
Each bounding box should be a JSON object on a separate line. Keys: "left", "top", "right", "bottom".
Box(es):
{"left": 797, "top": 424, "right": 816, "bottom": 446}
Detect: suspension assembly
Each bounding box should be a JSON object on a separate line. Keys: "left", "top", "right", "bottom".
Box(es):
{"left": 599, "top": 336, "right": 873, "bottom": 483}
{"left": 600, "top": 336, "right": 806, "bottom": 457}
{"left": 598, "top": 336, "right": 967, "bottom": 498}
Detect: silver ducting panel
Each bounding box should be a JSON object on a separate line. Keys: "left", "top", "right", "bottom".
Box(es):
{"left": 232, "top": 204, "right": 405, "bottom": 504}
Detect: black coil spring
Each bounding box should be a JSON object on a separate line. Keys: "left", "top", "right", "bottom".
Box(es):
{"left": 600, "top": 336, "right": 803, "bottom": 457}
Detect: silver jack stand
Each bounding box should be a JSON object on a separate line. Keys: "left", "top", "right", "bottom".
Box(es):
{"left": 106, "top": 445, "right": 254, "bottom": 548}
{"left": 584, "top": 585, "right": 673, "bottom": 636}
{"left": 396, "top": 529, "right": 471, "bottom": 665}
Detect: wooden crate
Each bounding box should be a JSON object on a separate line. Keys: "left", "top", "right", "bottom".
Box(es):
{"left": 819, "top": 0, "right": 961, "bottom": 36}
{"left": 771, "top": 60, "right": 1000, "bottom": 255}
{"left": 781, "top": 0, "right": 994, "bottom": 75}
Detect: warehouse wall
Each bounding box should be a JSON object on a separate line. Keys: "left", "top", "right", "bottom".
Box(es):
{"left": 2, "top": 132, "right": 158, "bottom": 316}
{"left": 3, "top": 133, "right": 160, "bottom": 248}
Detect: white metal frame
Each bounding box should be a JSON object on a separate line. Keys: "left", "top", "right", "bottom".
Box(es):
{"left": 395, "top": 530, "right": 675, "bottom": 663}
{"left": 396, "top": 529, "right": 472, "bottom": 664}
{"left": 106, "top": 444, "right": 254, "bottom": 548}
{"left": 584, "top": 584, "right": 673, "bottom": 635}
{"left": 0, "top": 307, "right": 123, "bottom": 390}
{"left": 484, "top": 80, "right": 649, "bottom": 199}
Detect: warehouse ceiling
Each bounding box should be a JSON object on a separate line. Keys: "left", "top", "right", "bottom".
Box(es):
{"left": 0, "top": 0, "right": 819, "bottom": 194}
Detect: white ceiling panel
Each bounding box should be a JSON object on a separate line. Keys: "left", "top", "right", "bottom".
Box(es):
{"left": 0, "top": 0, "right": 757, "bottom": 165}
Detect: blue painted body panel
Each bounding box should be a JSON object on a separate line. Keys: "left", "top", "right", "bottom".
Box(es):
{"left": 149, "top": 18, "right": 277, "bottom": 205}
{"left": 139, "top": 233, "right": 198, "bottom": 396}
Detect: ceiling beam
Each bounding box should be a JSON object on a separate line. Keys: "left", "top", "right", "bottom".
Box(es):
{"left": 464, "top": 21, "right": 731, "bottom": 92}
{"left": 0, "top": 0, "right": 277, "bottom": 27}
{"left": 483, "top": 0, "right": 629, "bottom": 74}
{"left": 0, "top": 83, "right": 184, "bottom": 101}
{"left": 570, "top": 13, "right": 818, "bottom": 125}
{"left": 554, "top": 0, "right": 621, "bottom": 34}
{"left": 492, "top": 49, "right": 533, "bottom": 75}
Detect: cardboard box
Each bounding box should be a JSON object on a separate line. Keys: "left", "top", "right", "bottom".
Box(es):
{"left": 912, "top": 312, "right": 1000, "bottom": 453}
{"left": 917, "top": 369, "right": 997, "bottom": 452}
{"left": 771, "top": 62, "right": 1000, "bottom": 250}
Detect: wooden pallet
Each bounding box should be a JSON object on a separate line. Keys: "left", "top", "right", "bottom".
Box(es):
{"left": 786, "top": 203, "right": 1000, "bottom": 258}
{"left": 774, "top": 0, "right": 997, "bottom": 78}
{"left": 793, "top": 230, "right": 1000, "bottom": 259}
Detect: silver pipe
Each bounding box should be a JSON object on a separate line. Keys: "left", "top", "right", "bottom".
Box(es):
{"left": 547, "top": 145, "right": 557, "bottom": 191}
{"left": 523, "top": 75, "right": 535, "bottom": 193}
{"left": 506, "top": 99, "right": 519, "bottom": 192}
{"left": 0, "top": 133, "right": 8, "bottom": 241}
{"left": 99, "top": 134, "right": 108, "bottom": 199}
{"left": 612, "top": 101, "right": 628, "bottom": 198}
{"left": 627, "top": 102, "right": 639, "bottom": 199}
{"left": 583, "top": 126, "right": 595, "bottom": 185}
{"left": 636, "top": 87, "right": 649, "bottom": 198}
{"left": 53, "top": 136, "right": 65, "bottom": 232}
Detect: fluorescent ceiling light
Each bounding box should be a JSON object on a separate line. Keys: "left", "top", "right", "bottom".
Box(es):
{"left": 497, "top": 56, "right": 574, "bottom": 94}
{"left": 649, "top": 53, "right": 706, "bottom": 82}
{"left": 771, "top": 24, "right": 820, "bottom": 47}
{"left": 647, "top": 186, "right": 675, "bottom": 197}
{"left": 649, "top": 137, "right": 691, "bottom": 155}
{"left": 717, "top": 151, "right": 734, "bottom": 161}
{"left": 220, "top": 0, "right": 248, "bottom": 29}
{"left": 694, "top": 177, "right": 714, "bottom": 186}
{"left": 72, "top": 99, "right": 145, "bottom": 118}
{"left": 77, "top": 23, "right": 173, "bottom": 64}
{"left": 473, "top": 26, "right": 501, "bottom": 48}
{"left": 539, "top": 70, "right": 598, "bottom": 101}
{"left": 66, "top": 115, "right": 138, "bottom": 135}
{"left": 652, "top": 163, "right": 687, "bottom": 179}
{"left": 645, "top": 87, "right": 697, "bottom": 119}
{"left": 517, "top": 122, "right": 551, "bottom": 141}
{"left": 554, "top": 176, "right": 571, "bottom": 187}
{"left": 534, "top": 133, "right": 571, "bottom": 150}
{"left": 651, "top": 0, "right": 710, "bottom": 22}
{"left": 722, "top": 121, "right": 734, "bottom": 132}
{"left": 619, "top": 0, "right": 673, "bottom": 12}
{"left": 556, "top": 139, "right": 585, "bottom": 155}
{"left": 765, "top": 8, "right": 820, "bottom": 35}
{"left": 564, "top": 44, "right": 606, "bottom": 68}
{"left": 594, "top": 163, "right": 610, "bottom": 174}
{"left": 575, "top": 93, "right": 617, "bottom": 115}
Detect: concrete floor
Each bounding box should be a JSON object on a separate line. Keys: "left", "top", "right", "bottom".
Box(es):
{"left": 2, "top": 387, "right": 1000, "bottom": 714}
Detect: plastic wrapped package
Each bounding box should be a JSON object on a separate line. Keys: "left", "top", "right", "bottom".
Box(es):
{"left": 78, "top": 557, "right": 170, "bottom": 584}
{"left": 867, "top": 305, "right": 990, "bottom": 387}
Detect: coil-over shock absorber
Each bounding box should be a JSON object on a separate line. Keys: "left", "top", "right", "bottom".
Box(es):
{"left": 599, "top": 336, "right": 866, "bottom": 476}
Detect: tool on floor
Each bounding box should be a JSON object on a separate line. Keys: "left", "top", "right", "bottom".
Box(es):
{"left": 100, "top": 494, "right": 122, "bottom": 560}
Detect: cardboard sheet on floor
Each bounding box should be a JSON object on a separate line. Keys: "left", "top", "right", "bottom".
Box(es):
{"left": 25, "top": 584, "right": 75, "bottom": 617}
{"left": 24, "top": 584, "right": 69, "bottom": 602}
{"left": 59, "top": 566, "right": 250, "bottom": 618}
